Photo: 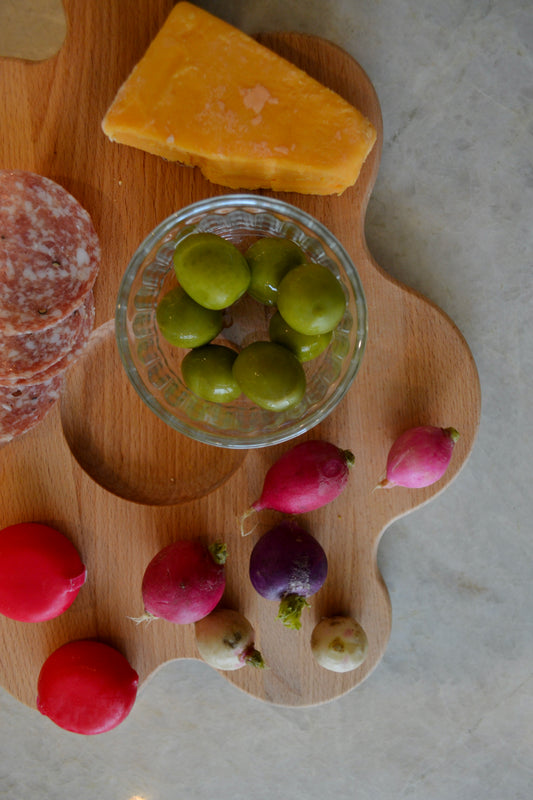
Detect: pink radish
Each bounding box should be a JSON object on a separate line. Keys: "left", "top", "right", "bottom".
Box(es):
{"left": 378, "top": 425, "right": 460, "bottom": 489}
{"left": 241, "top": 439, "right": 354, "bottom": 535}
{"left": 37, "top": 640, "right": 138, "bottom": 735}
{"left": 194, "top": 609, "right": 266, "bottom": 670}
{"left": 0, "top": 522, "right": 86, "bottom": 622}
{"left": 137, "top": 539, "right": 227, "bottom": 624}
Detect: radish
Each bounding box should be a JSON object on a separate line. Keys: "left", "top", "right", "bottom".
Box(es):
{"left": 138, "top": 539, "right": 227, "bottom": 624}
{"left": 241, "top": 439, "right": 355, "bottom": 535}
{"left": 194, "top": 609, "right": 266, "bottom": 670}
{"left": 249, "top": 519, "right": 328, "bottom": 630}
{"left": 377, "top": 425, "right": 460, "bottom": 489}
{"left": 310, "top": 615, "right": 368, "bottom": 673}
{"left": 37, "top": 639, "right": 139, "bottom": 735}
{"left": 0, "top": 522, "right": 86, "bottom": 622}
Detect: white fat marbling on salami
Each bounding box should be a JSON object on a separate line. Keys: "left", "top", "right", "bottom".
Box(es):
{"left": 0, "top": 374, "right": 62, "bottom": 443}
{"left": 0, "top": 170, "right": 100, "bottom": 334}
{"left": 0, "top": 291, "right": 94, "bottom": 381}
{"left": 0, "top": 291, "right": 95, "bottom": 386}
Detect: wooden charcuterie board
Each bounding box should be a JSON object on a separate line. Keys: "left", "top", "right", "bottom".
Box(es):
{"left": 0, "top": 0, "right": 481, "bottom": 709}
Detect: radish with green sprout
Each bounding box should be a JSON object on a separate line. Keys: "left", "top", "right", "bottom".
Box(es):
{"left": 310, "top": 615, "right": 368, "bottom": 673}
{"left": 137, "top": 540, "right": 227, "bottom": 624}
{"left": 249, "top": 519, "right": 328, "bottom": 630}
{"left": 241, "top": 439, "right": 354, "bottom": 535}
{"left": 195, "top": 609, "right": 266, "bottom": 670}
{"left": 377, "top": 425, "right": 460, "bottom": 489}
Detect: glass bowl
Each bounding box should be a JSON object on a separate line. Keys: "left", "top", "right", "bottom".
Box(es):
{"left": 115, "top": 194, "right": 367, "bottom": 449}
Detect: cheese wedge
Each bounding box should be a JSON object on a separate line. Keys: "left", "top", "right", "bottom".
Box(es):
{"left": 102, "top": 2, "right": 376, "bottom": 195}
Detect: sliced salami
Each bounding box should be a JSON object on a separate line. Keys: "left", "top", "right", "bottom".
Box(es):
{"left": 0, "top": 291, "right": 95, "bottom": 387}
{"left": 0, "top": 291, "right": 95, "bottom": 382}
{"left": 0, "top": 170, "right": 100, "bottom": 334}
{"left": 0, "top": 374, "right": 63, "bottom": 444}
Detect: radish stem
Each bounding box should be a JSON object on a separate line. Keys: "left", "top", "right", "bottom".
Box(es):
{"left": 242, "top": 644, "right": 267, "bottom": 669}
{"left": 208, "top": 541, "right": 228, "bottom": 565}
{"left": 277, "top": 594, "right": 311, "bottom": 630}
{"left": 239, "top": 507, "right": 257, "bottom": 537}
{"left": 128, "top": 612, "right": 157, "bottom": 625}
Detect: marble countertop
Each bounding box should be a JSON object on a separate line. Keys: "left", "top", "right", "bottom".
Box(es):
{"left": 1, "top": 1, "right": 531, "bottom": 798}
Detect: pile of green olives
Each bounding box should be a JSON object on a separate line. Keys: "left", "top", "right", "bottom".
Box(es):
{"left": 155, "top": 231, "right": 347, "bottom": 412}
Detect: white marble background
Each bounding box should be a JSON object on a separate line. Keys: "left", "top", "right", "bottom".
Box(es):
{"left": 1, "top": 1, "right": 531, "bottom": 798}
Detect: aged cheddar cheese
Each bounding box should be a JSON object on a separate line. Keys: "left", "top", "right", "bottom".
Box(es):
{"left": 101, "top": 2, "right": 376, "bottom": 195}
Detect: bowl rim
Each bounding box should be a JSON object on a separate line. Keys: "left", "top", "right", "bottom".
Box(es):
{"left": 115, "top": 193, "right": 367, "bottom": 449}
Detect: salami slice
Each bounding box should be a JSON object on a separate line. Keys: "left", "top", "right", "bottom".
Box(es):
{"left": 0, "top": 291, "right": 96, "bottom": 387}
{"left": 0, "top": 170, "right": 100, "bottom": 334}
{"left": 0, "top": 374, "right": 63, "bottom": 444}
{"left": 0, "top": 291, "right": 94, "bottom": 382}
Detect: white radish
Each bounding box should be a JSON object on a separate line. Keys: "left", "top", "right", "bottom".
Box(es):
{"left": 194, "top": 609, "right": 266, "bottom": 671}
{"left": 310, "top": 615, "right": 368, "bottom": 673}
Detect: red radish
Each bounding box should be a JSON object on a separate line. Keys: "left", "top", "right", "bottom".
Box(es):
{"left": 0, "top": 522, "right": 86, "bottom": 622}
{"left": 310, "top": 615, "right": 368, "bottom": 673}
{"left": 241, "top": 439, "right": 354, "bottom": 535}
{"left": 138, "top": 540, "right": 227, "bottom": 624}
{"left": 194, "top": 609, "right": 266, "bottom": 670}
{"left": 249, "top": 519, "right": 328, "bottom": 630}
{"left": 37, "top": 640, "right": 138, "bottom": 735}
{"left": 378, "top": 425, "right": 460, "bottom": 489}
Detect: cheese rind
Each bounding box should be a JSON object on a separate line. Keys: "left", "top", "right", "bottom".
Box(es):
{"left": 102, "top": 2, "right": 377, "bottom": 195}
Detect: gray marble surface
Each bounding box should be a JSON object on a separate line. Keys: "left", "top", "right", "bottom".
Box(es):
{"left": 1, "top": 1, "right": 532, "bottom": 798}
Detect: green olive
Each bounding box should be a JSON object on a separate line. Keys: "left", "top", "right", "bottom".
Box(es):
{"left": 245, "top": 238, "right": 306, "bottom": 306}
{"left": 277, "top": 263, "right": 346, "bottom": 335}
{"left": 232, "top": 341, "right": 306, "bottom": 412}
{"left": 269, "top": 311, "right": 332, "bottom": 362}
{"left": 156, "top": 285, "right": 223, "bottom": 347}
{"left": 181, "top": 345, "right": 241, "bottom": 403}
{"left": 173, "top": 232, "right": 250, "bottom": 310}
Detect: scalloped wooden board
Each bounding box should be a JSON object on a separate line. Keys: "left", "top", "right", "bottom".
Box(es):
{"left": 0, "top": 1, "right": 480, "bottom": 710}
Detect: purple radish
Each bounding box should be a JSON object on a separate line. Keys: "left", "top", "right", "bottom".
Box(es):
{"left": 241, "top": 439, "right": 354, "bottom": 534}
{"left": 137, "top": 540, "right": 227, "bottom": 624}
{"left": 378, "top": 425, "right": 460, "bottom": 489}
{"left": 249, "top": 519, "right": 328, "bottom": 630}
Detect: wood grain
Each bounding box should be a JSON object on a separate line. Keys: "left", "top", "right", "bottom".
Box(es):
{"left": 0, "top": 0, "right": 481, "bottom": 709}
{"left": 0, "top": 0, "right": 66, "bottom": 62}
